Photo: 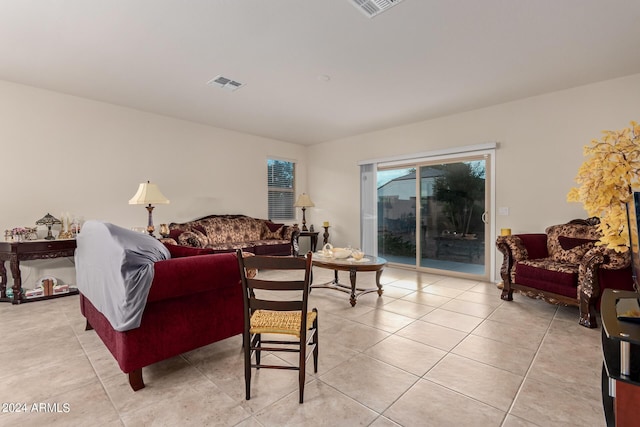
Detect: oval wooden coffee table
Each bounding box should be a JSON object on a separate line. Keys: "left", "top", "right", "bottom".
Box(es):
{"left": 311, "top": 255, "right": 387, "bottom": 306}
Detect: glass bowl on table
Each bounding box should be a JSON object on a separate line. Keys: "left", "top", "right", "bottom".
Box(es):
{"left": 351, "top": 249, "right": 365, "bottom": 261}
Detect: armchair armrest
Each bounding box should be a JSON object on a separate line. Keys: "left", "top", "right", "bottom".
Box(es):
{"left": 147, "top": 252, "right": 240, "bottom": 303}
{"left": 578, "top": 245, "right": 631, "bottom": 297}
{"left": 290, "top": 225, "right": 301, "bottom": 256}
{"left": 496, "top": 233, "right": 548, "bottom": 287}
{"left": 588, "top": 245, "right": 631, "bottom": 270}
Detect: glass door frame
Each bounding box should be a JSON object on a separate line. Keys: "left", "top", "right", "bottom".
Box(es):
{"left": 363, "top": 145, "right": 496, "bottom": 282}
{"left": 414, "top": 154, "right": 492, "bottom": 281}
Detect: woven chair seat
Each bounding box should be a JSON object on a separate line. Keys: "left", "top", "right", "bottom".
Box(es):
{"left": 250, "top": 310, "right": 317, "bottom": 337}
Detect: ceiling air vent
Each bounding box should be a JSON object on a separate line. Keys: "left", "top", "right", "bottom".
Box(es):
{"left": 349, "top": 0, "right": 405, "bottom": 18}
{"left": 207, "top": 75, "right": 244, "bottom": 91}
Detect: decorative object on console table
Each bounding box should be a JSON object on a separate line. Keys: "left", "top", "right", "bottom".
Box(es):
{"left": 128, "top": 181, "right": 170, "bottom": 236}
{"left": 323, "top": 222, "right": 330, "bottom": 245}
{"left": 293, "top": 193, "right": 315, "bottom": 231}
{"left": 58, "top": 212, "right": 73, "bottom": 239}
{"left": 10, "top": 228, "right": 26, "bottom": 242}
{"left": 70, "top": 216, "right": 83, "bottom": 236}
{"left": 35, "top": 213, "right": 62, "bottom": 240}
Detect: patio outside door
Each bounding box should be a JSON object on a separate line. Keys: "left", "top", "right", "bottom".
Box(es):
{"left": 377, "top": 156, "right": 489, "bottom": 279}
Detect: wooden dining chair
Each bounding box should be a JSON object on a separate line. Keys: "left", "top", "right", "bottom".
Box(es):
{"left": 236, "top": 250, "right": 318, "bottom": 403}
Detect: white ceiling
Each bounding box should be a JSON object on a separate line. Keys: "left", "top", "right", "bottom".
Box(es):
{"left": 1, "top": 1, "right": 640, "bottom": 145}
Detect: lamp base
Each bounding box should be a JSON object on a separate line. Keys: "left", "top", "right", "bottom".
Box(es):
{"left": 45, "top": 225, "right": 55, "bottom": 240}
{"left": 301, "top": 207, "right": 308, "bottom": 231}
{"left": 146, "top": 205, "right": 156, "bottom": 236}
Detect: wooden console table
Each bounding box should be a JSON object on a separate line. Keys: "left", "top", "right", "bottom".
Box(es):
{"left": 0, "top": 239, "right": 78, "bottom": 304}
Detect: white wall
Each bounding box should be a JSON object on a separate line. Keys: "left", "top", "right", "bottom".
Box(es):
{"left": 307, "top": 73, "right": 640, "bottom": 280}
{"left": 3, "top": 73, "right": 640, "bottom": 288}
{"left": 0, "top": 80, "right": 308, "bottom": 287}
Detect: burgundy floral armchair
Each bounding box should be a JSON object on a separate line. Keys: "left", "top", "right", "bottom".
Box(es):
{"left": 496, "top": 218, "right": 634, "bottom": 328}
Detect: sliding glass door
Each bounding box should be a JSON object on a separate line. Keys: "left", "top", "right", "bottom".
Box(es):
{"left": 377, "top": 156, "right": 489, "bottom": 279}
{"left": 377, "top": 168, "right": 417, "bottom": 265}
{"left": 419, "top": 158, "right": 487, "bottom": 276}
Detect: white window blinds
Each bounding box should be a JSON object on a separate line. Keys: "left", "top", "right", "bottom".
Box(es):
{"left": 268, "top": 159, "right": 295, "bottom": 220}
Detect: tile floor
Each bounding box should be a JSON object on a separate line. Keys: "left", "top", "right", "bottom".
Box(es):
{"left": 0, "top": 266, "right": 607, "bottom": 426}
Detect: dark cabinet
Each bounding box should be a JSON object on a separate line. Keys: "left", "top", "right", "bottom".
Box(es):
{"left": 601, "top": 289, "right": 640, "bottom": 426}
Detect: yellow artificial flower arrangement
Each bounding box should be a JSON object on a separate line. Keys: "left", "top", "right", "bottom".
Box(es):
{"left": 567, "top": 120, "right": 640, "bottom": 252}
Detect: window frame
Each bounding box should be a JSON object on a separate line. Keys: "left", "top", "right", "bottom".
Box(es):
{"left": 267, "top": 158, "right": 296, "bottom": 221}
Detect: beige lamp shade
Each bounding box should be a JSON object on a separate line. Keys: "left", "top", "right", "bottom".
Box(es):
{"left": 294, "top": 193, "right": 314, "bottom": 231}
{"left": 128, "top": 181, "right": 170, "bottom": 205}
{"left": 294, "top": 193, "right": 315, "bottom": 208}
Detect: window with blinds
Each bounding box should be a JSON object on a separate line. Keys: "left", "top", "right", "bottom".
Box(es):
{"left": 267, "top": 159, "right": 295, "bottom": 220}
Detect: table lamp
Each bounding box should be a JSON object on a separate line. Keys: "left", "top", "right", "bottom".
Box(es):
{"left": 293, "top": 193, "right": 315, "bottom": 231}
{"left": 128, "top": 181, "right": 170, "bottom": 236}
{"left": 36, "top": 213, "right": 62, "bottom": 240}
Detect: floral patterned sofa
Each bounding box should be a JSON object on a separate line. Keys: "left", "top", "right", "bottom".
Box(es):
{"left": 160, "top": 214, "right": 300, "bottom": 256}
{"left": 496, "top": 218, "right": 634, "bottom": 328}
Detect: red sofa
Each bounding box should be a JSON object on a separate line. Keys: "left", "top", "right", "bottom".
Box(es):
{"left": 78, "top": 230, "right": 244, "bottom": 390}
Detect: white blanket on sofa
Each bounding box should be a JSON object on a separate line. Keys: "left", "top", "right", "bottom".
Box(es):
{"left": 75, "top": 220, "right": 170, "bottom": 331}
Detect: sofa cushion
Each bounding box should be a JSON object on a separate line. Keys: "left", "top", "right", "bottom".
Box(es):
{"left": 515, "top": 259, "right": 578, "bottom": 298}
{"left": 262, "top": 222, "right": 284, "bottom": 239}
{"left": 516, "top": 234, "right": 548, "bottom": 259}
{"left": 178, "top": 230, "right": 208, "bottom": 248}
{"left": 264, "top": 221, "right": 285, "bottom": 232}
{"left": 545, "top": 223, "right": 600, "bottom": 258}
{"left": 168, "top": 228, "right": 183, "bottom": 241}
{"left": 515, "top": 258, "right": 578, "bottom": 298}
{"left": 168, "top": 221, "right": 203, "bottom": 239}
{"left": 200, "top": 217, "right": 262, "bottom": 244}
{"left": 253, "top": 240, "right": 291, "bottom": 255}
{"left": 551, "top": 236, "right": 597, "bottom": 264}
{"left": 283, "top": 226, "right": 295, "bottom": 240}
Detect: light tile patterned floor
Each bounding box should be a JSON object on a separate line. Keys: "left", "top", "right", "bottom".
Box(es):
{"left": 0, "top": 266, "right": 606, "bottom": 426}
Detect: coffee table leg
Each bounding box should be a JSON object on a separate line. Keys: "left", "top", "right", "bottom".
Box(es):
{"left": 376, "top": 269, "right": 384, "bottom": 296}
{"left": 349, "top": 269, "right": 357, "bottom": 307}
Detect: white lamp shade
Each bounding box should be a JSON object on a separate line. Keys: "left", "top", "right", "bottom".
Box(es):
{"left": 293, "top": 193, "right": 315, "bottom": 208}
{"left": 128, "top": 182, "right": 170, "bottom": 205}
